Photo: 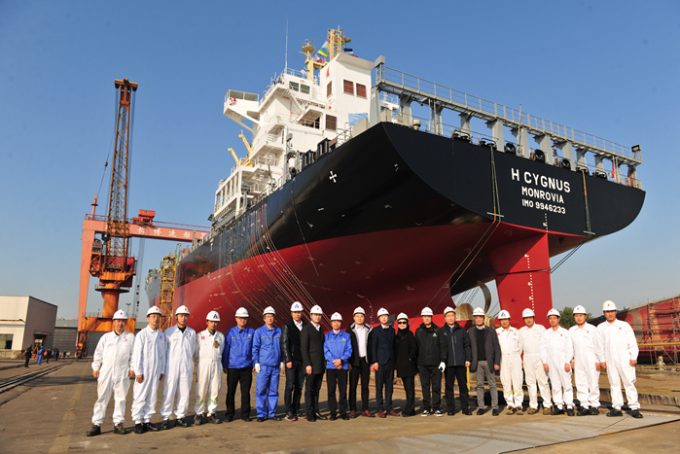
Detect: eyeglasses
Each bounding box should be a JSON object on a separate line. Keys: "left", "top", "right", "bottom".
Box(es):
{"left": 397, "top": 321, "right": 408, "bottom": 325}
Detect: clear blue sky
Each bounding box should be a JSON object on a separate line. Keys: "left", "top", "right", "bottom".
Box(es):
{"left": 1, "top": 0, "right": 678, "bottom": 319}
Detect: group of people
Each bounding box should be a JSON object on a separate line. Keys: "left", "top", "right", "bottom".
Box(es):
{"left": 23, "top": 345, "right": 60, "bottom": 367}
{"left": 86, "top": 299, "right": 642, "bottom": 437}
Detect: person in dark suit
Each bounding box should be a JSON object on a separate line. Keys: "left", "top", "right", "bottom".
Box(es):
{"left": 300, "top": 304, "right": 326, "bottom": 422}
{"left": 369, "top": 307, "right": 399, "bottom": 417}
{"left": 347, "top": 306, "right": 373, "bottom": 418}
{"left": 438, "top": 307, "right": 472, "bottom": 415}
{"left": 394, "top": 313, "right": 418, "bottom": 416}
{"left": 281, "top": 301, "right": 307, "bottom": 421}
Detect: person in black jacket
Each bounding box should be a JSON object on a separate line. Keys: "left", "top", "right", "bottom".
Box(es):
{"left": 394, "top": 313, "right": 418, "bottom": 417}
{"left": 468, "top": 307, "right": 501, "bottom": 416}
{"left": 415, "top": 307, "right": 442, "bottom": 416}
{"left": 347, "top": 306, "right": 374, "bottom": 418}
{"left": 281, "top": 301, "right": 308, "bottom": 421}
{"left": 369, "top": 307, "right": 399, "bottom": 418}
{"left": 438, "top": 307, "right": 472, "bottom": 415}
{"left": 300, "top": 304, "right": 326, "bottom": 422}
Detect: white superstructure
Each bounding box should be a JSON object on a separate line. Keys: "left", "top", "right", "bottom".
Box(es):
{"left": 214, "top": 28, "right": 373, "bottom": 224}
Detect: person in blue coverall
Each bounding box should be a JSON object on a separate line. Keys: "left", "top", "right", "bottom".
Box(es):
{"left": 222, "top": 307, "right": 255, "bottom": 422}
{"left": 324, "top": 312, "right": 353, "bottom": 420}
{"left": 252, "top": 306, "right": 282, "bottom": 422}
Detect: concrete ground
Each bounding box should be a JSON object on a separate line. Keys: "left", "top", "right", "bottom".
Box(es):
{"left": 0, "top": 360, "right": 678, "bottom": 454}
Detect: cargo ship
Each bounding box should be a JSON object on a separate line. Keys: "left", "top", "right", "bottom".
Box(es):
{"left": 173, "top": 28, "right": 644, "bottom": 328}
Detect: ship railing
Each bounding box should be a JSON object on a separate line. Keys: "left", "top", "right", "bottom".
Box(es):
{"left": 375, "top": 65, "right": 642, "bottom": 187}
{"left": 260, "top": 67, "right": 319, "bottom": 106}
{"left": 387, "top": 112, "right": 642, "bottom": 189}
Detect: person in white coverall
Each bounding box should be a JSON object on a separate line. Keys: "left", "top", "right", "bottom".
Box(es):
{"left": 496, "top": 310, "right": 524, "bottom": 415}
{"left": 541, "top": 308, "right": 575, "bottom": 416}
{"left": 597, "top": 300, "right": 643, "bottom": 419}
{"left": 194, "top": 310, "right": 225, "bottom": 424}
{"left": 569, "top": 305, "right": 601, "bottom": 416}
{"left": 86, "top": 309, "right": 135, "bottom": 437}
{"left": 519, "top": 308, "right": 552, "bottom": 415}
{"left": 160, "top": 305, "right": 197, "bottom": 429}
{"left": 132, "top": 306, "right": 168, "bottom": 433}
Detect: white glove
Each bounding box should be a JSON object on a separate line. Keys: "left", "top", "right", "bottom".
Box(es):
{"left": 438, "top": 362, "right": 446, "bottom": 373}
{"left": 254, "top": 363, "right": 261, "bottom": 373}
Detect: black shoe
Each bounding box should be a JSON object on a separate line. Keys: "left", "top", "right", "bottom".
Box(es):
{"left": 315, "top": 412, "right": 328, "bottom": 421}
{"left": 589, "top": 407, "right": 600, "bottom": 416}
{"left": 256, "top": 417, "right": 266, "bottom": 422}
{"left": 224, "top": 414, "right": 234, "bottom": 423}
{"left": 606, "top": 409, "right": 623, "bottom": 417}
{"left": 113, "top": 423, "right": 126, "bottom": 434}
{"left": 307, "top": 415, "right": 317, "bottom": 422}
{"left": 271, "top": 415, "right": 283, "bottom": 421}
{"left": 577, "top": 407, "right": 589, "bottom": 416}
{"left": 210, "top": 414, "right": 223, "bottom": 424}
{"left": 476, "top": 407, "right": 487, "bottom": 416}
{"left": 144, "top": 422, "right": 160, "bottom": 432}
{"left": 447, "top": 410, "right": 455, "bottom": 416}
{"left": 241, "top": 415, "right": 251, "bottom": 422}
{"left": 194, "top": 414, "right": 204, "bottom": 426}
{"left": 552, "top": 407, "right": 565, "bottom": 415}
{"left": 160, "top": 420, "right": 173, "bottom": 430}
{"left": 492, "top": 408, "right": 501, "bottom": 416}
{"left": 284, "top": 413, "right": 297, "bottom": 421}
{"left": 134, "top": 423, "right": 144, "bottom": 434}
{"left": 566, "top": 408, "right": 575, "bottom": 417}
{"left": 341, "top": 413, "right": 350, "bottom": 420}
{"left": 329, "top": 414, "right": 337, "bottom": 421}
{"left": 630, "top": 409, "right": 643, "bottom": 419}
{"left": 86, "top": 425, "right": 101, "bottom": 437}
{"left": 463, "top": 408, "right": 472, "bottom": 415}
{"left": 176, "top": 418, "right": 190, "bottom": 427}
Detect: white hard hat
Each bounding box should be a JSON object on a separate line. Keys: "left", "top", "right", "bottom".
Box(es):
{"left": 443, "top": 306, "right": 456, "bottom": 315}
{"left": 206, "top": 310, "right": 221, "bottom": 322}
{"left": 397, "top": 312, "right": 408, "bottom": 321}
{"left": 472, "top": 307, "right": 486, "bottom": 317}
{"left": 113, "top": 309, "right": 128, "bottom": 320}
{"left": 353, "top": 306, "right": 365, "bottom": 315}
{"left": 602, "top": 300, "right": 617, "bottom": 311}
{"left": 330, "top": 312, "right": 343, "bottom": 321}
{"left": 290, "top": 301, "right": 304, "bottom": 312}
{"left": 498, "top": 309, "right": 511, "bottom": 320}
{"left": 377, "top": 307, "right": 389, "bottom": 317}
{"left": 146, "top": 306, "right": 162, "bottom": 317}
{"left": 235, "top": 307, "right": 249, "bottom": 318}
{"left": 521, "top": 308, "right": 535, "bottom": 318}
{"left": 420, "top": 307, "right": 433, "bottom": 316}
{"left": 263, "top": 306, "right": 276, "bottom": 316}
{"left": 547, "top": 308, "right": 561, "bottom": 318}
{"left": 573, "top": 305, "right": 587, "bottom": 315}
{"left": 175, "top": 305, "right": 190, "bottom": 316}
{"left": 310, "top": 305, "right": 323, "bottom": 315}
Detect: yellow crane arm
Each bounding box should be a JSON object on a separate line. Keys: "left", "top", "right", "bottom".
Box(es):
{"left": 238, "top": 132, "right": 253, "bottom": 165}
{"left": 228, "top": 147, "right": 241, "bottom": 166}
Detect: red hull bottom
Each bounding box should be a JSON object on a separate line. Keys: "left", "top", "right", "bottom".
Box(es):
{"left": 176, "top": 223, "right": 584, "bottom": 330}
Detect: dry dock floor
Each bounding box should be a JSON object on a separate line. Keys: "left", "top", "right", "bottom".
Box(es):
{"left": 0, "top": 360, "right": 678, "bottom": 453}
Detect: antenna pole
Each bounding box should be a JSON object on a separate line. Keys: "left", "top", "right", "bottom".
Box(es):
{"left": 284, "top": 20, "right": 289, "bottom": 71}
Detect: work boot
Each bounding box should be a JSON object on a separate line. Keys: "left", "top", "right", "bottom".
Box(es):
{"left": 86, "top": 425, "right": 101, "bottom": 437}
{"left": 207, "top": 413, "right": 222, "bottom": 424}
{"left": 271, "top": 415, "right": 283, "bottom": 421}
{"left": 306, "top": 414, "right": 316, "bottom": 422}
{"left": 463, "top": 408, "right": 473, "bottom": 416}
{"left": 527, "top": 408, "right": 538, "bottom": 415}
{"left": 630, "top": 409, "right": 643, "bottom": 419}
{"left": 194, "top": 414, "right": 205, "bottom": 425}
{"left": 361, "top": 410, "right": 375, "bottom": 418}
{"left": 256, "top": 417, "right": 266, "bottom": 422}
{"left": 176, "top": 417, "right": 190, "bottom": 427}
{"left": 589, "top": 407, "right": 600, "bottom": 416}
{"left": 113, "top": 423, "right": 126, "bottom": 434}
{"left": 566, "top": 408, "right": 575, "bottom": 417}
{"left": 144, "top": 422, "right": 160, "bottom": 432}
{"left": 542, "top": 407, "right": 552, "bottom": 415}
{"left": 492, "top": 408, "right": 501, "bottom": 416}
{"left": 160, "top": 420, "right": 172, "bottom": 430}
{"left": 577, "top": 407, "right": 590, "bottom": 416}
{"left": 552, "top": 407, "right": 565, "bottom": 415}
{"left": 515, "top": 408, "right": 524, "bottom": 415}
{"left": 134, "top": 423, "right": 144, "bottom": 434}
{"left": 506, "top": 407, "right": 516, "bottom": 415}
{"left": 476, "top": 407, "right": 487, "bottom": 416}
{"left": 606, "top": 408, "right": 623, "bottom": 417}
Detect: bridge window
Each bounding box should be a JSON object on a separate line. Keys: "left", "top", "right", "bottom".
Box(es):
{"left": 343, "top": 79, "right": 354, "bottom": 95}
{"left": 356, "top": 83, "right": 366, "bottom": 98}
{"left": 326, "top": 115, "right": 337, "bottom": 131}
